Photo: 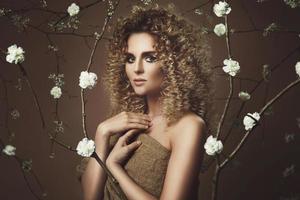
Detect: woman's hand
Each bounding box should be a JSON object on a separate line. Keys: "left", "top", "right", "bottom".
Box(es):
{"left": 95, "top": 111, "right": 152, "bottom": 142}
{"left": 106, "top": 128, "right": 143, "bottom": 168}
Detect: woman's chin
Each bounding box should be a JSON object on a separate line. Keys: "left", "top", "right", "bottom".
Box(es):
{"left": 133, "top": 90, "right": 147, "bottom": 96}
{"left": 133, "top": 87, "right": 151, "bottom": 96}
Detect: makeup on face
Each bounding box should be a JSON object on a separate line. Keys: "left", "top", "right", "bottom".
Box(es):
{"left": 125, "top": 51, "right": 158, "bottom": 86}
{"left": 124, "top": 32, "right": 163, "bottom": 96}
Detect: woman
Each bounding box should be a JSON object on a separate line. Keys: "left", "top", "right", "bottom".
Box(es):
{"left": 81, "top": 4, "right": 213, "bottom": 200}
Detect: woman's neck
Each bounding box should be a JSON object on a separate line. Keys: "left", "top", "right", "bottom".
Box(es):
{"left": 145, "top": 94, "right": 162, "bottom": 119}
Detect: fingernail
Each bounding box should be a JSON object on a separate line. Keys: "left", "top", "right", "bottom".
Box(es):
{"left": 136, "top": 141, "right": 142, "bottom": 145}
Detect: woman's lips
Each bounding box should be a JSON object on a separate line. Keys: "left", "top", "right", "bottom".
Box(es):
{"left": 133, "top": 80, "right": 146, "bottom": 86}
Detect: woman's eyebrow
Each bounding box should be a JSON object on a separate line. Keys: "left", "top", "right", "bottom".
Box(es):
{"left": 125, "top": 51, "right": 157, "bottom": 57}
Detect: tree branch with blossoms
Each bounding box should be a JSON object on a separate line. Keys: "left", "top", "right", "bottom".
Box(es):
{"left": 75, "top": 1, "right": 128, "bottom": 199}
{"left": 0, "top": 75, "right": 47, "bottom": 200}
{"left": 202, "top": 1, "right": 300, "bottom": 200}
{"left": 1, "top": 0, "right": 300, "bottom": 200}
{"left": 1, "top": 0, "right": 128, "bottom": 199}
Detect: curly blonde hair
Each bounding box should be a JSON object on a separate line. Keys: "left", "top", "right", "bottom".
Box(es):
{"left": 101, "top": 4, "right": 214, "bottom": 127}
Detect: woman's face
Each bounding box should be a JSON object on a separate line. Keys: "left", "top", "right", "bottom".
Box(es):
{"left": 125, "top": 32, "right": 163, "bottom": 97}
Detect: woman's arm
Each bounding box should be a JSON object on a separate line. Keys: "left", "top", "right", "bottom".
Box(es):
{"left": 107, "top": 114, "right": 206, "bottom": 200}
{"left": 81, "top": 112, "right": 151, "bottom": 200}
{"left": 159, "top": 115, "right": 206, "bottom": 200}
{"left": 81, "top": 125, "right": 111, "bottom": 200}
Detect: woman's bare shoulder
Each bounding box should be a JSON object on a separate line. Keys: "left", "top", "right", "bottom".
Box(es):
{"left": 169, "top": 111, "right": 206, "bottom": 146}
{"left": 175, "top": 111, "right": 206, "bottom": 128}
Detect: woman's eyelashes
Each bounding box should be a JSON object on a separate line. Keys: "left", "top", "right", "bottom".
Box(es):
{"left": 126, "top": 56, "right": 134, "bottom": 63}
{"left": 125, "top": 55, "right": 157, "bottom": 64}
{"left": 146, "top": 55, "right": 157, "bottom": 63}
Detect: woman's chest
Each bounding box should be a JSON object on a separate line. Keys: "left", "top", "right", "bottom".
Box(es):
{"left": 144, "top": 118, "right": 173, "bottom": 152}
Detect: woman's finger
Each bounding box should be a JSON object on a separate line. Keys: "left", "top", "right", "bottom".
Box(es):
{"left": 127, "top": 117, "right": 151, "bottom": 125}
{"left": 117, "top": 129, "right": 140, "bottom": 145}
{"left": 124, "top": 140, "right": 142, "bottom": 153}
{"left": 127, "top": 112, "right": 152, "bottom": 121}
{"left": 123, "top": 128, "right": 141, "bottom": 141}
{"left": 127, "top": 123, "right": 150, "bottom": 130}
{"left": 120, "top": 113, "right": 151, "bottom": 129}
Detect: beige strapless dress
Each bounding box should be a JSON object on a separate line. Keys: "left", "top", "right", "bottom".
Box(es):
{"left": 103, "top": 132, "right": 171, "bottom": 200}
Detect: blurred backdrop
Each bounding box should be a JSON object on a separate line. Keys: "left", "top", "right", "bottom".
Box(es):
{"left": 0, "top": 0, "right": 300, "bottom": 200}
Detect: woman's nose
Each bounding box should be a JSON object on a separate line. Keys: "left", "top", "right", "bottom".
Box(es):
{"left": 134, "top": 58, "right": 144, "bottom": 73}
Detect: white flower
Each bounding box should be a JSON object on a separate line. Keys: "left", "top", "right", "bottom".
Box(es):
{"left": 2, "top": 145, "right": 16, "bottom": 156}
{"left": 238, "top": 91, "right": 251, "bottom": 101}
{"left": 204, "top": 135, "right": 223, "bottom": 156}
{"left": 194, "top": 8, "right": 203, "bottom": 15}
{"left": 141, "top": 0, "right": 153, "bottom": 5}
{"left": 67, "top": 3, "right": 80, "bottom": 17}
{"left": 50, "top": 86, "right": 62, "bottom": 99}
{"left": 214, "top": 23, "right": 226, "bottom": 36}
{"left": 76, "top": 137, "right": 95, "bottom": 157}
{"left": 213, "top": 1, "right": 232, "bottom": 17}
{"left": 295, "top": 61, "right": 300, "bottom": 77}
{"left": 79, "top": 71, "right": 98, "bottom": 89}
{"left": 243, "top": 112, "right": 260, "bottom": 131}
{"left": 284, "top": 0, "right": 300, "bottom": 8}
{"left": 6, "top": 44, "right": 25, "bottom": 64}
{"left": 10, "top": 109, "right": 20, "bottom": 119}
{"left": 222, "top": 58, "right": 240, "bottom": 76}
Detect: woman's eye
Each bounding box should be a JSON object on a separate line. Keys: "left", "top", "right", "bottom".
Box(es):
{"left": 145, "top": 55, "right": 157, "bottom": 63}
{"left": 126, "top": 57, "right": 135, "bottom": 63}
{"left": 125, "top": 55, "right": 157, "bottom": 64}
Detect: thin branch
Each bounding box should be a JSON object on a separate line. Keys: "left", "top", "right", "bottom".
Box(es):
{"left": 216, "top": 15, "right": 233, "bottom": 139}
{"left": 17, "top": 63, "right": 46, "bottom": 129}
{"left": 220, "top": 78, "right": 300, "bottom": 169}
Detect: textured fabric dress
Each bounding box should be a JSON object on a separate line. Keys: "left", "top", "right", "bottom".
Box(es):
{"left": 103, "top": 132, "right": 171, "bottom": 200}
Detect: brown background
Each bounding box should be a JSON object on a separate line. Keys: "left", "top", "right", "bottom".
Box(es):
{"left": 0, "top": 0, "right": 299, "bottom": 200}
